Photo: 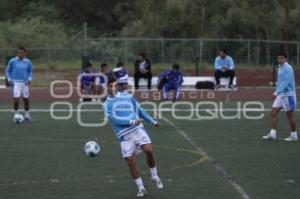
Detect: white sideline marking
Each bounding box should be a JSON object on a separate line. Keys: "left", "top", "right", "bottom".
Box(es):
{"left": 163, "top": 117, "right": 250, "bottom": 199}
{"left": 1, "top": 108, "right": 299, "bottom": 112}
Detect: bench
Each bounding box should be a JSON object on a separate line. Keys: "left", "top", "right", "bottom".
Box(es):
{"left": 128, "top": 76, "right": 237, "bottom": 90}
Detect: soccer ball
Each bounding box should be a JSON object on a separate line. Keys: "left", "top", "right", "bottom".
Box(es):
{"left": 84, "top": 141, "right": 100, "bottom": 157}
{"left": 13, "top": 114, "right": 24, "bottom": 124}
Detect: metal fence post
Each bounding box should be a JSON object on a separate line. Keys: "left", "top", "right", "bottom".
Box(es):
{"left": 256, "top": 40, "right": 259, "bottom": 66}
{"left": 161, "top": 38, "right": 164, "bottom": 64}
{"left": 247, "top": 40, "right": 251, "bottom": 65}
{"left": 199, "top": 39, "right": 203, "bottom": 64}
{"left": 124, "top": 39, "right": 128, "bottom": 63}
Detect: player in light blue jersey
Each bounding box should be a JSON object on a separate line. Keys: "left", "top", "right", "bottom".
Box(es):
{"left": 263, "top": 52, "right": 298, "bottom": 141}
{"left": 103, "top": 78, "right": 163, "bottom": 197}
{"left": 5, "top": 47, "right": 33, "bottom": 122}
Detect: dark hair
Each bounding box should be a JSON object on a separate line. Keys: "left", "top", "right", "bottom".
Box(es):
{"left": 220, "top": 48, "right": 227, "bottom": 54}
{"left": 277, "top": 52, "right": 287, "bottom": 58}
{"left": 139, "top": 52, "right": 146, "bottom": 58}
{"left": 87, "top": 62, "right": 93, "bottom": 67}
{"left": 18, "top": 46, "right": 26, "bottom": 52}
{"left": 101, "top": 63, "right": 108, "bottom": 68}
{"left": 117, "top": 61, "right": 124, "bottom": 67}
{"left": 107, "top": 77, "right": 116, "bottom": 85}
{"left": 172, "top": 64, "right": 180, "bottom": 70}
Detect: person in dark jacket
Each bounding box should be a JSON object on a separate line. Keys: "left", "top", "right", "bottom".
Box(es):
{"left": 158, "top": 64, "right": 183, "bottom": 102}
{"left": 134, "top": 53, "right": 152, "bottom": 90}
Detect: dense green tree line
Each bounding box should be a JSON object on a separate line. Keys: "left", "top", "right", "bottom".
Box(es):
{"left": 0, "top": 0, "right": 299, "bottom": 47}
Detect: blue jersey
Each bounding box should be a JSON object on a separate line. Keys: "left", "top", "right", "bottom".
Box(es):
{"left": 6, "top": 57, "right": 33, "bottom": 82}
{"left": 214, "top": 55, "right": 235, "bottom": 70}
{"left": 80, "top": 69, "right": 96, "bottom": 85}
{"left": 158, "top": 69, "right": 183, "bottom": 85}
{"left": 113, "top": 67, "right": 128, "bottom": 84}
{"left": 103, "top": 92, "right": 156, "bottom": 141}
{"left": 275, "top": 62, "right": 296, "bottom": 96}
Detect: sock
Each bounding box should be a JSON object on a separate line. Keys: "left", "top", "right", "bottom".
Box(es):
{"left": 270, "top": 129, "right": 277, "bottom": 136}
{"left": 134, "top": 177, "right": 144, "bottom": 189}
{"left": 25, "top": 111, "right": 30, "bottom": 118}
{"left": 150, "top": 167, "right": 158, "bottom": 179}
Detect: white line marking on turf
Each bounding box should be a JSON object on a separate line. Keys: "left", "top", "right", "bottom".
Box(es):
{"left": 163, "top": 117, "right": 250, "bottom": 199}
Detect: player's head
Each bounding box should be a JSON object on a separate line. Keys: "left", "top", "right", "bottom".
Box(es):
{"left": 220, "top": 49, "right": 227, "bottom": 58}
{"left": 100, "top": 63, "right": 108, "bottom": 72}
{"left": 277, "top": 52, "right": 287, "bottom": 65}
{"left": 86, "top": 62, "right": 93, "bottom": 72}
{"left": 17, "top": 46, "right": 26, "bottom": 60}
{"left": 138, "top": 53, "right": 146, "bottom": 61}
{"left": 117, "top": 61, "right": 125, "bottom": 68}
{"left": 107, "top": 77, "right": 117, "bottom": 96}
{"left": 172, "top": 64, "right": 180, "bottom": 73}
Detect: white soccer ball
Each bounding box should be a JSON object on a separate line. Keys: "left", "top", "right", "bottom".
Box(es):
{"left": 13, "top": 114, "right": 24, "bottom": 124}
{"left": 84, "top": 141, "right": 100, "bottom": 157}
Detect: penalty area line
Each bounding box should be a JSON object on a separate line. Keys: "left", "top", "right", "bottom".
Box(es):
{"left": 163, "top": 117, "right": 250, "bottom": 199}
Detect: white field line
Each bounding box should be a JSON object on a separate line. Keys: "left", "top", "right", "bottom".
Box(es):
{"left": 163, "top": 117, "right": 250, "bottom": 199}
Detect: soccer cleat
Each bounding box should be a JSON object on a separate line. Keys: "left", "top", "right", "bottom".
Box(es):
{"left": 262, "top": 133, "right": 276, "bottom": 140}
{"left": 136, "top": 187, "right": 147, "bottom": 197}
{"left": 152, "top": 177, "right": 163, "bottom": 189}
{"left": 229, "top": 85, "right": 234, "bottom": 89}
{"left": 284, "top": 135, "right": 298, "bottom": 142}
{"left": 24, "top": 116, "right": 32, "bottom": 122}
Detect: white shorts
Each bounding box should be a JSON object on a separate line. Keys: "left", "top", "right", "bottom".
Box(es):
{"left": 272, "top": 95, "right": 297, "bottom": 112}
{"left": 120, "top": 127, "right": 151, "bottom": 158}
{"left": 13, "top": 82, "right": 30, "bottom": 98}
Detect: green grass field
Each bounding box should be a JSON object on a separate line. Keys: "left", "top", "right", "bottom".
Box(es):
{"left": 0, "top": 102, "right": 299, "bottom": 199}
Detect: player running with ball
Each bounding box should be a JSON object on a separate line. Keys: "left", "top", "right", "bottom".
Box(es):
{"left": 263, "top": 52, "right": 298, "bottom": 141}
{"left": 5, "top": 47, "right": 33, "bottom": 122}
{"left": 103, "top": 78, "right": 163, "bottom": 197}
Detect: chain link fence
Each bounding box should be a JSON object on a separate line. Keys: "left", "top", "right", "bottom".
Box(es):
{"left": 0, "top": 38, "right": 299, "bottom": 70}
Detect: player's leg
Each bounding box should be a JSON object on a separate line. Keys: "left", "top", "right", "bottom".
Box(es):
{"left": 263, "top": 98, "right": 281, "bottom": 140}
{"left": 13, "top": 98, "right": 20, "bottom": 115}
{"left": 228, "top": 70, "right": 235, "bottom": 88}
{"left": 134, "top": 72, "right": 140, "bottom": 90}
{"left": 124, "top": 156, "right": 147, "bottom": 197}
{"left": 121, "top": 140, "right": 147, "bottom": 196}
{"left": 12, "top": 82, "right": 22, "bottom": 115}
{"left": 162, "top": 83, "right": 171, "bottom": 100}
{"left": 173, "top": 84, "right": 181, "bottom": 102}
{"left": 146, "top": 72, "right": 152, "bottom": 90}
{"left": 22, "top": 84, "right": 32, "bottom": 121}
{"left": 214, "top": 70, "right": 222, "bottom": 88}
{"left": 284, "top": 96, "right": 298, "bottom": 141}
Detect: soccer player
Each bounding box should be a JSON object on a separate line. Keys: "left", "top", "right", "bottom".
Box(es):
{"left": 80, "top": 62, "right": 96, "bottom": 101}
{"left": 263, "top": 52, "right": 298, "bottom": 141}
{"left": 103, "top": 78, "right": 163, "bottom": 197}
{"left": 112, "top": 61, "right": 129, "bottom": 91}
{"left": 5, "top": 47, "right": 33, "bottom": 121}
{"left": 158, "top": 64, "right": 183, "bottom": 102}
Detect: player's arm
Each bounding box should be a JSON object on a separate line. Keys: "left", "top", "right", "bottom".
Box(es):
{"left": 5, "top": 60, "right": 13, "bottom": 85}
{"left": 214, "top": 57, "right": 222, "bottom": 70}
{"left": 177, "top": 72, "right": 183, "bottom": 85}
{"left": 132, "top": 97, "right": 159, "bottom": 127}
{"left": 27, "top": 61, "right": 33, "bottom": 84}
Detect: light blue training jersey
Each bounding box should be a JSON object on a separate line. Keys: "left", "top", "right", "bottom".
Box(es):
{"left": 103, "top": 92, "right": 156, "bottom": 141}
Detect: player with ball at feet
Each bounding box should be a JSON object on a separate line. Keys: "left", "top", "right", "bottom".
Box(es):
{"left": 5, "top": 46, "right": 33, "bottom": 122}
{"left": 103, "top": 77, "right": 163, "bottom": 197}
